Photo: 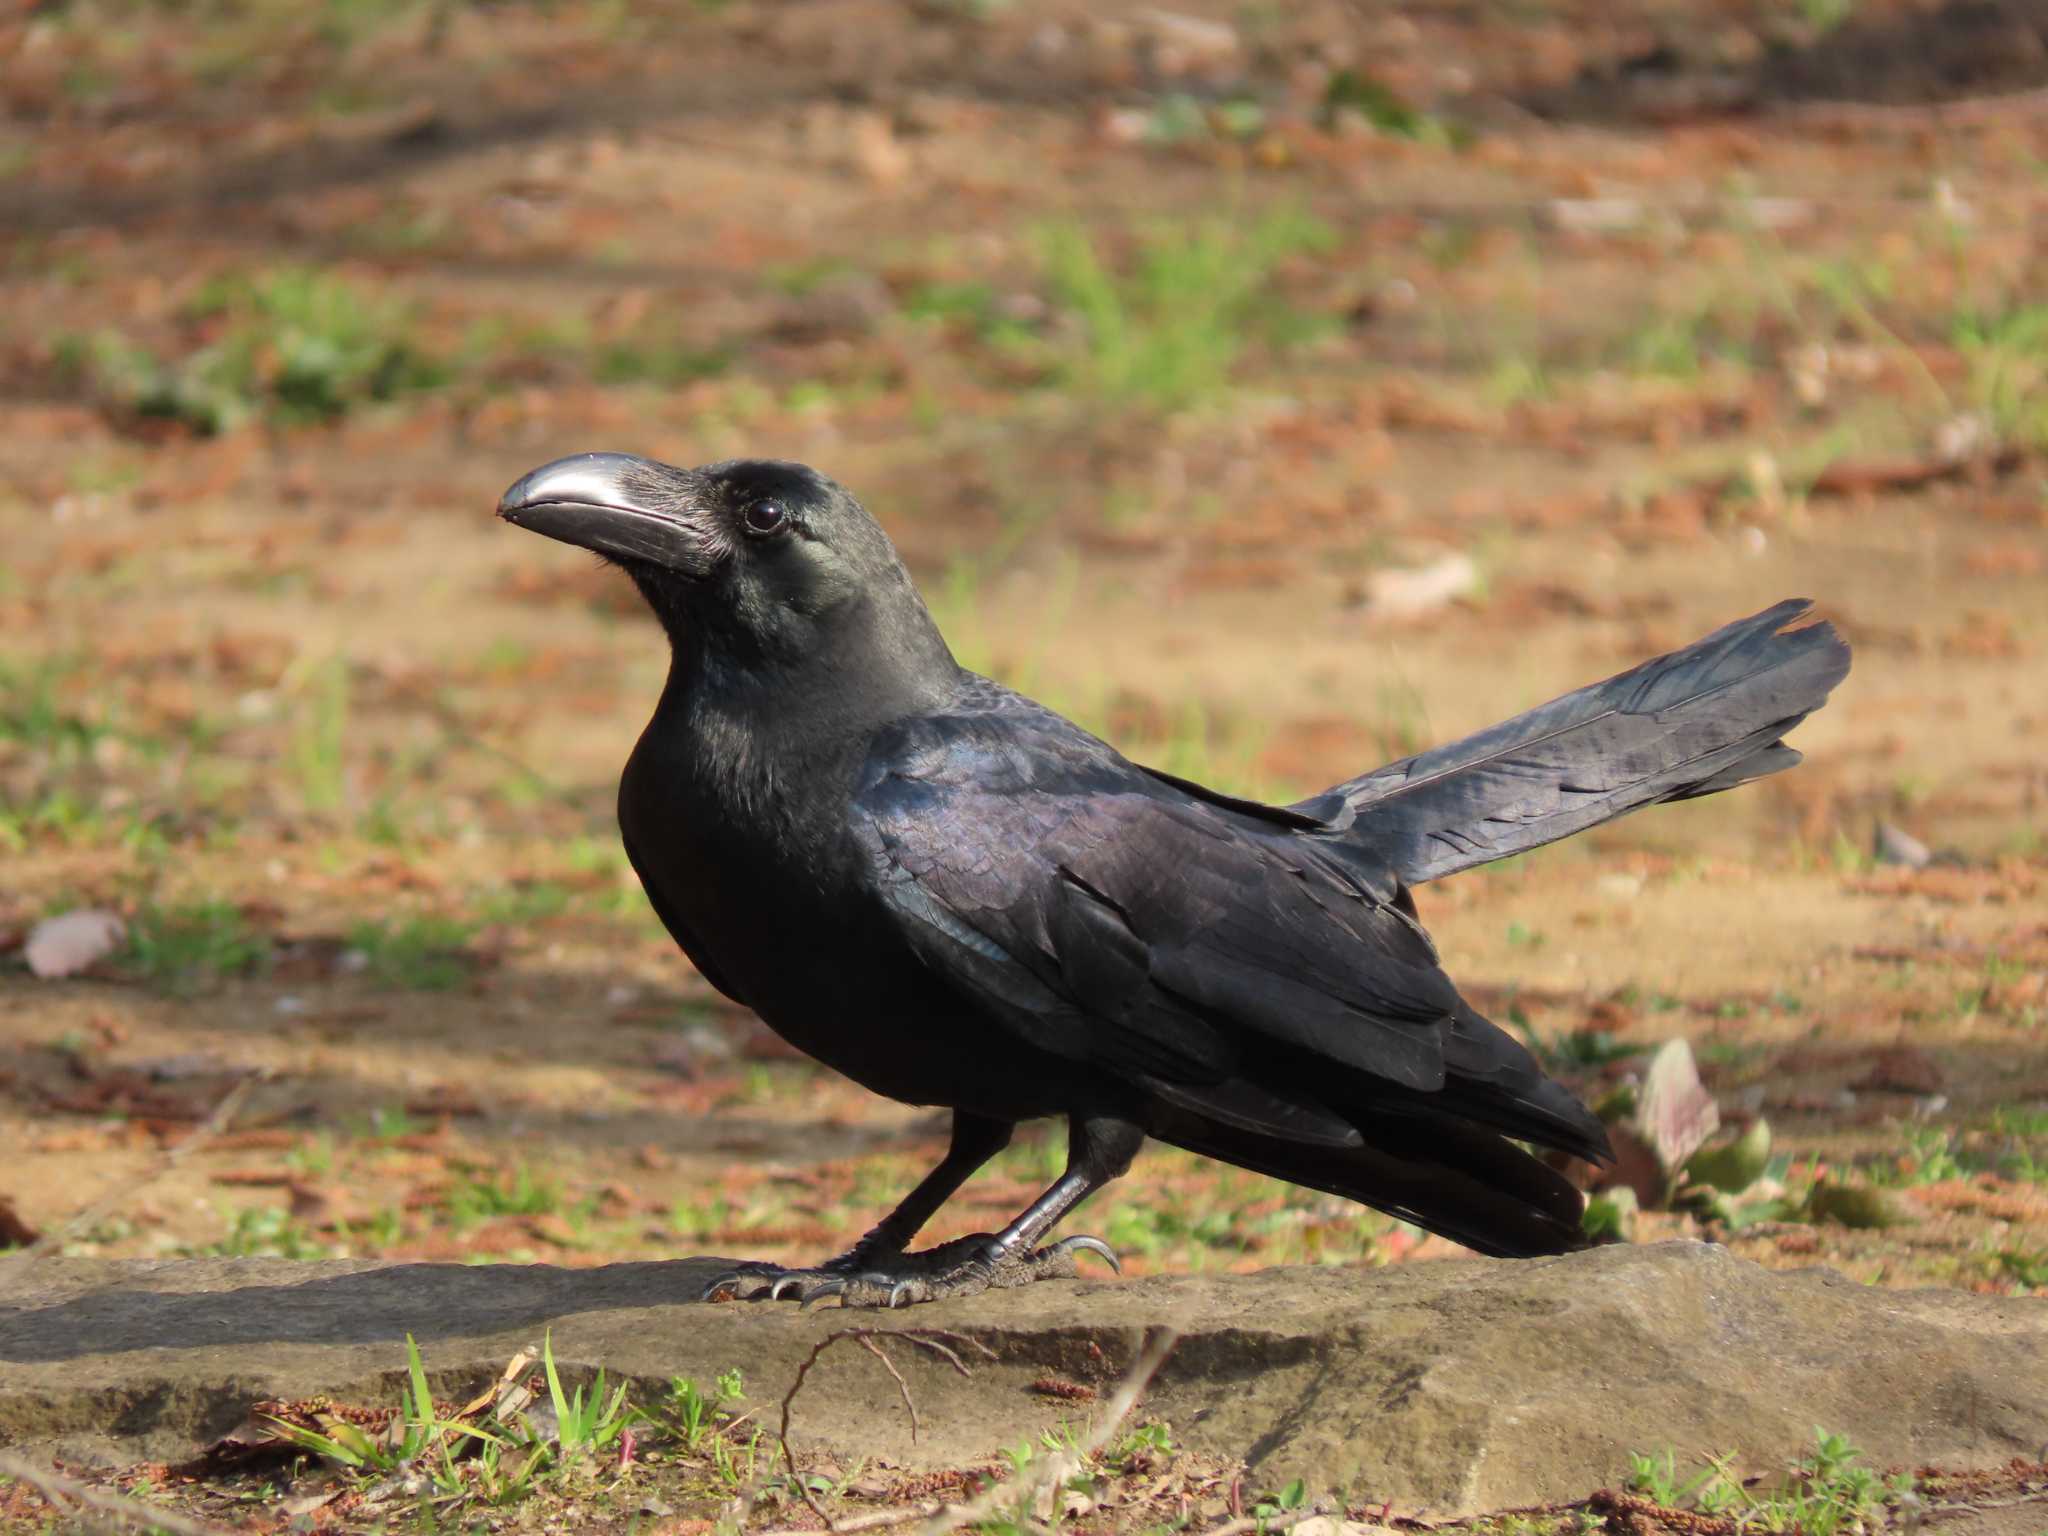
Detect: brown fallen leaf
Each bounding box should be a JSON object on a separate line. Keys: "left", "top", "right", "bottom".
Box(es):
{"left": 1808, "top": 445, "right": 2027, "bottom": 497}
{"left": 405, "top": 1084, "right": 482, "bottom": 1117}
{"left": 1855, "top": 1047, "right": 1944, "bottom": 1095}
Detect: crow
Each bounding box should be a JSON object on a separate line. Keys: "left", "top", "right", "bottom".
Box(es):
{"left": 498, "top": 452, "right": 1851, "bottom": 1307}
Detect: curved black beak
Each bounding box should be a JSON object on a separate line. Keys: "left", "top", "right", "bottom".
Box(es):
{"left": 497, "top": 452, "right": 721, "bottom": 575}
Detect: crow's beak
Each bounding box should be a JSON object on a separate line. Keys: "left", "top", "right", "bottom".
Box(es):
{"left": 497, "top": 452, "right": 722, "bottom": 576}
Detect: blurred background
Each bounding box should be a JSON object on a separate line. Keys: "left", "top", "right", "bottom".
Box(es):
{"left": 1, "top": 0, "right": 2044, "bottom": 1293}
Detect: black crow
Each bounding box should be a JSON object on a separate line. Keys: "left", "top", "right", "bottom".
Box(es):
{"left": 497, "top": 452, "right": 1851, "bottom": 1307}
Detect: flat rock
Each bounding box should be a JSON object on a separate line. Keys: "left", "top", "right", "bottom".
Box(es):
{"left": 1, "top": 1241, "right": 2043, "bottom": 1514}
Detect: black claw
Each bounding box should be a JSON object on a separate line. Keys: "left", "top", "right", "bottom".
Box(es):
{"left": 699, "top": 1232, "right": 1125, "bottom": 1310}
{"left": 800, "top": 1279, "right": 847, "bottom": 1309}
{"left": 1050, "top": 1234, "right": 1121, "bottom": 1274}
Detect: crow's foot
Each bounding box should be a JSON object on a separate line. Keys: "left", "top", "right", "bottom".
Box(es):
{"left": 699, "top": 1252, "right": 872, "bottom": 1306}
{"left": 841, "top": 1233, "right": 1120, "bottom": 1307}
{"left": 701, "top": 1234, "right": 1119, "bottom": 1308}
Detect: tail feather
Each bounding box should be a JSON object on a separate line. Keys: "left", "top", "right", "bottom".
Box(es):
{"left": 1152, "top": 1107, "right": 1591, "bottom": 1259}
{"left": 1315, "top": 599, "right": 1851, "bottom": 885}
{"left": 1141, "top": 999, "right": 1612, "bottom": 1258}
{"left": 1432, "top": 1002, "right": 1612, "bottom": 1165}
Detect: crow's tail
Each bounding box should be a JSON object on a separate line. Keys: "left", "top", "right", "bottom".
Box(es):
{"left": 1142, "top": 1001, "right": 1614, "bottom": 1260}
{"left": 1152, "top": 1102, "right": 1593, "bottom": 1259}
{"left": 1313, "top": 599, "right": 1851, "bottom": 885}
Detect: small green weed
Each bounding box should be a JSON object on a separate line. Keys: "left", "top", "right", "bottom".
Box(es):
{"left": 1318, "top": 69, "right": 1464, "bottom": 145}
{"left": 1796, "top": 0, "right": 1857, "bottom": 33}
{"left": 658, "top": 1367, "right": 746, "bottom": 1452}
{"left": 443, "top": 1164, "right": 563, "bottom": 1229}
{"left": 1878, "top": 1126, "right": 1971, "bottom": 1187}
{"left": 288, "top": 656, "right": 351, "bottom": 814}
{"left": 1874, "top": 1117, "right": 2048, "bottom": 1188}
{"left": 1627, "top": 1446, "right": 1740, "bottom": 1512}
{"left": 124, "top": 899, "right": 271, "bottom": 994}
{"left": 70, "top": 267, "right": 446, "bottom": 434}
{"left": 539, "top": 1329, "right": 633, "bottom": 1465}
{"left": 186, "top": 1205, "right": 334, "bottom": 1260}
{"left": 1529, "top": 1027, "right": 1645, "bottom": 1072}
{"left": 264, "top": 1331, "right": 760, "bottom": 1515}
{"left": 594, "top": 337, "right": 732, "bottom": 387}
{"left": 269, "top": 1334, "right": 501, "bottom": 1477}
{"left": 1103, "top": 1198, "right": 1239, "bottom": 1260}
{"left": 1628, "top": 1429, "right": 1913, "bottom": 1534}
{"left": 1105, "top": 1421, "right": 1173, "bottom": 1470}
{"left": 0, "top": 661, "right": 147, "bottom": 757}
{"left": 1954, "top": 302, "right": 2048, "bottom": 449}
{"left": 345, "top": 914, "right": 477, "bottom": 990}
{"left": 1992, "top": 1246, "right": 2048, "bottom": 1291}
{"left": 1036, "top": 209, "right": 1333, "bottom": 410}
{"left": 1252, "top": 1477, "right": 1310, "bottom": 1522}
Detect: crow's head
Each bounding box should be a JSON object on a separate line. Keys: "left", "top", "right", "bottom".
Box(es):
{"left": 499, "top": 453, "right": 949, "bottom": 675}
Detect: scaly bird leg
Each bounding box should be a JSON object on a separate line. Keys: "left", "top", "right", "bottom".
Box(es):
{"left": 799, "top": 1115, "right": 1143, "bottom": 1309}
{"left": 701, "top": 1111, "right": 1015, "bottom": 1304}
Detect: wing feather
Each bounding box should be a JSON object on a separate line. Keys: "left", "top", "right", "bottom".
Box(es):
{"left": 853, "top": 711, "right": 1461, "bottom": 1118}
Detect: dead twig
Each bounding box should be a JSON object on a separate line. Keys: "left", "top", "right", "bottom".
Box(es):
{"left": 1774, "top": 84, "right": 2048, "bottom": 130}
{"left": 10, "top": 1072, "right": 263, "bottom": 1279}
{"left": 1197, "top": 1506, "right": 1327, "bottom": 1536}
{"left": 858, "top": 1334, "right": 920, "bottom": 1440}
{"left": 907, "top": 1325, "right": 1181, "bottom": 1536}
{"left": 777, "top": 1328, "right": 996, "bottom": 1533}
{"left": 0, "top": 1451, "right": 239, "bottom": 1536}
{"left": 759, "top": 1500, "right": 948, "bottom": 1536}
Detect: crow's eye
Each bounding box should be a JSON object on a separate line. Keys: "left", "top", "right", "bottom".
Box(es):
{"left": 743, "top": 500, "right": 790, "bottom": 538}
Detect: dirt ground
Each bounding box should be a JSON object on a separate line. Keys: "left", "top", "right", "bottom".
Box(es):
{"left": 2, "top": 0, "right": 2046, "bottom": 1529}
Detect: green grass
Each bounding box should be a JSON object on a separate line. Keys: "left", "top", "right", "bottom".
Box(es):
{"left": 594, "top": 337, "right": 733, "bottom": 387}
{"left": 264, "top": 1331, "right": 756, "bottom": 1519}
{"left": 443, "top": 1163, "right": 567, "bottom": 1230}
{"left": 345, "top": 914, "right": 478, "bottom": 990}
{"left": 0, "top": 660, "right": 149, "bottom": 757}
{"left": 656, "top": 1369, "right": 746, "bottom": 1453}
{"left": 124, "top": 899, "right": 271, "bottom": 994}
{"left": 1035, "top": 208, "right": 1334, "bottom": 410}
{"left": 186, "top": 1204, "right": 337, "bottom": 1260}
{"left": 1628, "top": 1429, "right": 1913, "bottom": 1533}
{"left": 64, "top": 267, "right": 446, "bottom": 434}
{"left": 1318, "top": 69, "right": 1465, "bottom": 145}
{"left": 267, "top": 1333, "right": 508, "bottom": 1484}
{"left": 1992, "top": 1246, "right": 2048, "bottom": 1291}
{"left": 288, "top": 656, "right": 351, "bottom": 815}
{"left": 1872, "top": 1118, "right": 2048, "bottom": 1188}
{"left": 1954, "top": 301, "right": 2048, "bottom": 450}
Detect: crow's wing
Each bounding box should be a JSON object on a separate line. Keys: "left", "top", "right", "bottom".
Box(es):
{"left": 849, "top": 706, "right": 1475, "bottom": 1145}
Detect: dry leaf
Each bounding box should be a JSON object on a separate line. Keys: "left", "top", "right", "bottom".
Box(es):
{"left": 25, "top": 909, "right": 127, "bottom": 979}
{"left": 1362, "top": 553, "right": 1478, "bottom": 620}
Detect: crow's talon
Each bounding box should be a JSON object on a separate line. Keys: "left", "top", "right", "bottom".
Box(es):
{"left": 702, "top": 1259, "right": 864, "bottom": 1304}
{"left": 800, "top": 1278, "right": 847, "bottom": 1309}
{"left": 702, "top": 1233, "right": 1122, "bottom": 1309}
{"left": 1046, "top": 1233, "right": 1121, "bottom": 1274}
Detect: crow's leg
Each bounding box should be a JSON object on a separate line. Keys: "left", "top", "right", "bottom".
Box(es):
{"left": 700, "top": 1111, "right": 1014, "bottom": 1304}
{"left": 826, "top": 1114, "right": 1144, "bottom": 1308}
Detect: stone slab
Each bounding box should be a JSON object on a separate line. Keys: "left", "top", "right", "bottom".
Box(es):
{"left": 1, "top": 1242, "right": 2043, "bottom": 1514}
